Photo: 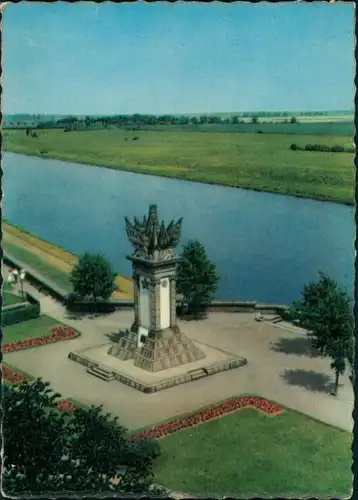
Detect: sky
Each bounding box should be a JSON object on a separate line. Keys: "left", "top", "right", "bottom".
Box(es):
{"left": 3, "top": 2, "right": 355, "bottom": 115}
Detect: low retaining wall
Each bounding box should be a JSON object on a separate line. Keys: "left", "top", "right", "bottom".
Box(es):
{"left": 68, "top": 299, "right": 289, "bottom": 315}
{"left": 2, "top": 292, "right": 41, "bottom": 327}
{"left": 4, "top": 252, "right": 289, "bottom": 314}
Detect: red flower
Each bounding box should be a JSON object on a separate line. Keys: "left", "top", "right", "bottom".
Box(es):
{"left": 129, "top": 395, "right": 284, "bottom": 440}
{"left": 3, "top": 326, "right": 79, "bottom": 353}
{"left": 1, "top": 363, "right": 26, "bottom": 383}
{"left": 56, "top": 399, "right": 77, "bottom": 412}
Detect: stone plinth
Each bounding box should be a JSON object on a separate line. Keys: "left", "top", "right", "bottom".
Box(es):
{"left": 69, "top": 341, "right": 248, "bottom": 393}
{"left": 134, "top": 327, "right": 205, "bottom": 372}
{"left": 108, "top": 329, "right": 137, "bottom": 361}
{"left": 108, "top": 253, "right": 206, "bottom": 372}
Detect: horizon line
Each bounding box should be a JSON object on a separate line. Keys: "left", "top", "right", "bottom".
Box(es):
{"left": 4, "top": 109, "right": 354, "bottom": 117}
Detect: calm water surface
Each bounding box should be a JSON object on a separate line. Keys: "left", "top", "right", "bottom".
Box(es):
{"left": 3, "top": 152, "right": 355, "bottom": 303}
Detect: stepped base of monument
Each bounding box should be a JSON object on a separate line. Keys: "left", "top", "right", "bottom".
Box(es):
{"left": 69, "top": 341, "right": 248, "bottom": 393}
{"left": 108, "top": 326, "right": 206, "bottom": 372}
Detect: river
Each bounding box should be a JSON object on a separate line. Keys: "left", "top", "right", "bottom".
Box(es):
{"left": 3, "top": 152, "right": 355, "bottom": 303}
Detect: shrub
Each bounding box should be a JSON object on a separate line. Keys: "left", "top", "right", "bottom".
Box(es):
{"left": 331, "top": 145, "right": 345, "bottom": 153}
{"left": 290, "top": 144, "right": 299, "bottom": 151}
{"left": 2, "top": 302, "right": 40, "bottom": 327}
{"left": 305, "top": 144, "right": 330, "bottom": 152}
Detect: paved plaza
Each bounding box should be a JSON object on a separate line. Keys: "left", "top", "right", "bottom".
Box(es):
{"left": 4, "top": 277, "right": 354, "bottom": 432}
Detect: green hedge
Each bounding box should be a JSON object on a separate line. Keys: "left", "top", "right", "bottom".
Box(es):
{"left": 290, "top": 143, "right": 355, "bottom": 153}
{"left": 2, "top": 294, "right": 41, "bottom": 327}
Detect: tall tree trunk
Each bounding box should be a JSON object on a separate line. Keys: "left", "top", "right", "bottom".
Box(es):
{"left": 333, "top": 370, "right": 340, "bottom": 396}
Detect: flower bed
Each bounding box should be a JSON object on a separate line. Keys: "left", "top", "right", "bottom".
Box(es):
{"left": 2, "top": 363, "right": 26, "bottom": 383}
{"left": 131, "top": 396, "right": 284, "bottom": 440}
{"left": 2, "top": 363, "right": 78, "bottom": 413}
{"left": 3, "top": 325, "right": 79, "bottom": 353}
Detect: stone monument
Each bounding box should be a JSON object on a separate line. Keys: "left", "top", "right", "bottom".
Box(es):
{"left": 108, "top": 204, "right": 205, "bottom": 372}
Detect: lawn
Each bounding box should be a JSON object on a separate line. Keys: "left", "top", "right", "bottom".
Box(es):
{"left": 3, "top": 314, "right": 72, "bottom": 344}
{"left": 4, "top": 128, "right": 354, "bottom": 204}
{"left": 3, "top": 291, "right": 24, "bottom": 307}
{"left": 153, "top": 407, "right": 352, "bottom": 497}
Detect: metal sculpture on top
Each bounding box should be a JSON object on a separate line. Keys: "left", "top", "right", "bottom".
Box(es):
{"left": 125, "top": 205, "right": 183, "bottom": 261}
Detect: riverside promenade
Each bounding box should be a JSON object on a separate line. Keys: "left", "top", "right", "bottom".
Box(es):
{"left": 4, "top": 269, "right": 353, "bottom": 433}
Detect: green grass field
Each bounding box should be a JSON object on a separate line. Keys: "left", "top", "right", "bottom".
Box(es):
{"left": 3, "top": 240, "right": 72, "bottom": 292}
{"left": 3, "top": 314, "right": 70, "bottom": 344}
{"left": 4, "top": 127, "right": 354, "bottom": 204}
{"left": 3, "top": 292, "right": 24, "bottom": 307}
{"left": 153, "top": 407, "right": 351, "bottom": 497}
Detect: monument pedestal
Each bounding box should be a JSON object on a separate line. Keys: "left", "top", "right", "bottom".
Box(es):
{"left": 108, "top": 253, "right": 205, "bottom": 373}
{"left": 70, "top": 205, "right": 248, "bottom": 392}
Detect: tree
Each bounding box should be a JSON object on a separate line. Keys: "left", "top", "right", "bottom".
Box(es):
{"left": 3, "top": 379, "right": 162, "bottom": 495}
{"left": 251, "top": 116, "right": 259, "bottom": 124}
{"left": 290, "top": 116, "right": 297, "bottom": 124}
{"left": 177, "top": 240, "right": 219, "bottom": 318}
{"left": 290, "top": 272, "right": 354, "bottom": 396}
{"left": 85, "top": 115, "right": 91, "bottom": 128}
{"left": 70, "top": 253, "right": 116, "bottom": 310}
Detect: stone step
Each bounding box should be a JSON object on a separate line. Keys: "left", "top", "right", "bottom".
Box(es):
{"left": 271, "top": 315, "right": 283, "bottom": 324}
{"left": 188, "top": 368, "right": 208, "bottom": 381}
{"left": 87, "top": 365, "right": 114, "bottom": 382}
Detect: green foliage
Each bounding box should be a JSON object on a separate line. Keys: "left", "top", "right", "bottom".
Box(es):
{"left": 70, "top": 253, "right": 116, "bottom": 304}
{"left": 177, "top": 240, "right": 219, "bottom": 317}
{"left": 292, "top": 143, "right": 354, "bottom": 153}
{"left": 290, "top": 116, "right": 297, "bottom": 124}
{"left": 1, "top": 301, "right": 40, "bottom": 327}
{"left": 305, "top": 144, "right": 331, "bottom": 152}
{"left": 3, "top": 379, "right": 162, "bottom": 495}
{"left": 290, "top": 272, "right": 354, "bottom": 395}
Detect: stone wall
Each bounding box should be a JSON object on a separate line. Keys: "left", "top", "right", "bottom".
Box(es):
{"left": 5, "top": 252, "right": 289, "bottom": 315}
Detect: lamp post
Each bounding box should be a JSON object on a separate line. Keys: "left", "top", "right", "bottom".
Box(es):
{"left": 19, "top": 269, "right": 26, "bottom": 300}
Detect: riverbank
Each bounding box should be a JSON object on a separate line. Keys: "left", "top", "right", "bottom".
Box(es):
{"left": 2, "top": 221, "right": 133, "bottom": 299}
{"left": 4, "top": 129, "right": 354, "bottom": 205}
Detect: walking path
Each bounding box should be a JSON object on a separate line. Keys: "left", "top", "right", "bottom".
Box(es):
{"left": 3, "top": 231, "right": 133, "bottom": 299}
{"left": 3, "top": 274, "right": 354, "bottom": 433}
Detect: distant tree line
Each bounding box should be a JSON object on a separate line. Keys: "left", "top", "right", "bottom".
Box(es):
{"left": 3, "top": 110, "right": 347, "bottom": 131}
{"left": 29, "top": 113, "right": 304, "bottom": 132}
{"left": 290, "top": 143, "right": 355, "bottom": 153}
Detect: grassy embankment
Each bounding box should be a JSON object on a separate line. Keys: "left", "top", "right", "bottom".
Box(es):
{"left": 151, "top": 406, "right": 351, "bottom": 497}
{"left": 2, "top": 221, "right": 133, "bottom": 299}
{"left": 4, "top": 125, "right": 354, "bottom": 205}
